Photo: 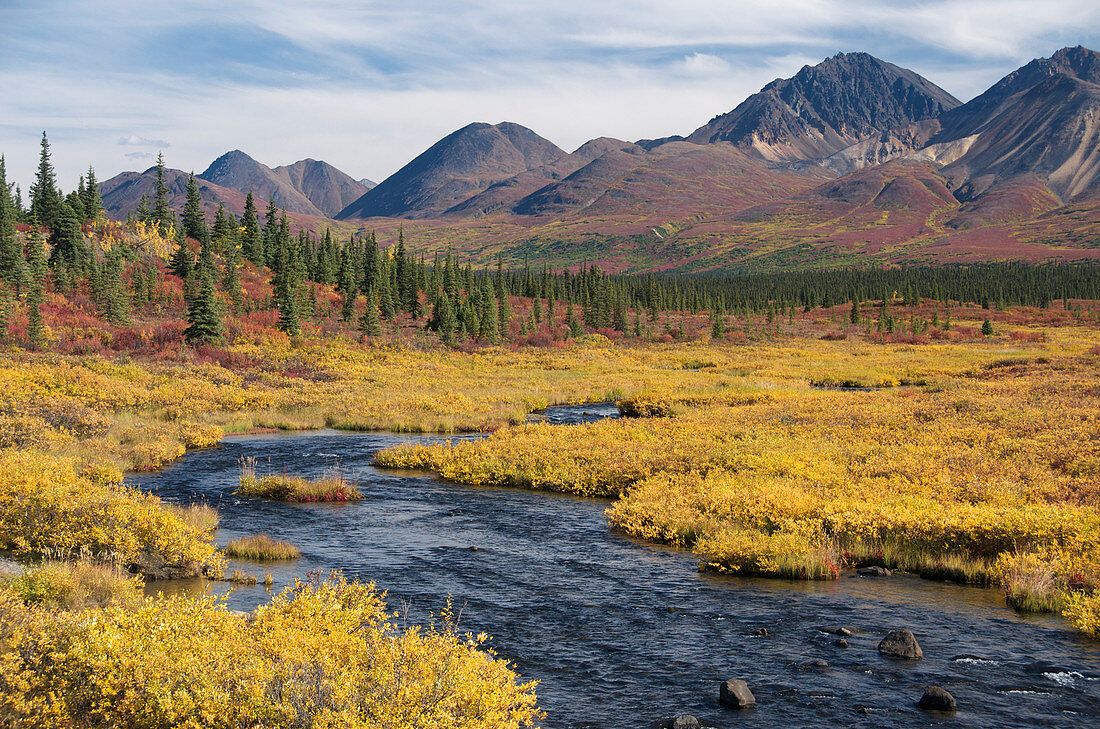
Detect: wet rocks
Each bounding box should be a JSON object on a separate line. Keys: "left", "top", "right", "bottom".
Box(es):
{"left": 878, "top": 629, "right": 923, "bottom": 660}
{"left": 654, "top": 715, "right": 700, "bottom": 729}
{"left": 833, "top": 638, "right": 850, "bottom": 648}
{"left": 858, "top": 566, "right": 892, "bottom": 577}
{"left": 918, "top": 686, "right": 957, "bottom": 711}
{"left": 752, "top": 627, "right": 769, "bottom": 636}
{"left": 719, "top": 679, "right": 756, "bottom": 709}
{"left": 128, "top": 552, "right": 199, "bottom": 580}
{"left": 802, "top": 659, "right": 830, "bottom": 670}
{"left": 835, "top": 626, "right": 857, "bottom": 636}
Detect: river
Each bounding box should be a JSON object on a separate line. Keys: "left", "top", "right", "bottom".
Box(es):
{"left": 129, "top": 405, "right": 1100, "bottom": 728}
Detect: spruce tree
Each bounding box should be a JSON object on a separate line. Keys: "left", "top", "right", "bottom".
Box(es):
{"left": 48, "top": 202, "right": 85, "bottom": 277}
{"left": 261, "top": 196, "right": 278, "bottom": 267}
{"left": 30, "top": 132, "right": 62, "bottom": 229}
{"left": 432, "top": 293, "right": 456, "bottom": 345}
{"left": 151, "top": 152, "right": 172, "bottom": 234}
{"left": 211, "top": 204, "right": 232, "bottom": 243}
{"left": 0, "top": 287, "right": 10, "bottom": 341}
{"left": 358, "top": 288, "right": 382, "bottom": 337}
{"left": 102, "top": 244, "right": 130, "bottom": 326}
{"left": 566, "top": 305, "right": 582, "bottom": 339}
{"left": 221, "top": 235, "right": 242, "bottom": 312}
{"left": 184, "top": 269, "right": 224, "bottom": 343}
{"left": 24, "top": 227, "right": 46, "bottom": 349}
{"left": 182, "top": 173, "right": 208, "bottom": 243}
{"left": 0, "top": 157, "right": 26, "bottom": 293}
{"left": 241, "top": 192, "right": 263, "bottom": 264}
{"left": 82, "top": 166, "right": 103, "bottom": 220}
{"left": 168, "top": 227, "right": 194, "bottom": 280}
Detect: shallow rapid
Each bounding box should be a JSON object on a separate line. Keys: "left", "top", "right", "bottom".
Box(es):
{"left": 130, "top": 405, "right": 1100, "bottom": 728}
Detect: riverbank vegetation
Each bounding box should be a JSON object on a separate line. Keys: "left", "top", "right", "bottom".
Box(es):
{"left": 2, "top": 134, "right": 1100, "bottom": 724}
{"left": 237, "top": 457, "right": 362, "bottom": 502}
{"left": 224, "top": 533, "right": 301, "bottom": 561}
{"left": 376, "top": 328, "right": 1100, "bottom": 634}
{"left": 0, "top": 571, "right": 541, "bottom": 728}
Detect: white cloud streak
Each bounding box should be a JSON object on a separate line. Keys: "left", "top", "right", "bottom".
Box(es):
{"left": 1, "top": 0, "right": 1098, "bottom": 192}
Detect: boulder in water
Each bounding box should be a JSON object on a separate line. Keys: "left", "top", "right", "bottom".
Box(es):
{"left": 654, "top": 715, "right": 700, "bottom": 729}
{"left": 752, "top": 627, "right": 769, "bottom": 636}
{"left": 878, "top": 629, "right": 923, "bottom": 660}
{"left": 918, "top": 686, "right": 957, "bottom": 711}
{"left": 835, "top": 626, "right": 857, "bottom": 636}
{"left": 834, "top": 638, "right": 850, "bottom": 648}
{"left": 858, "top": 566, "right": 891, "bottom": 577}
{"left": 719, "top": 679, "right": 756, "bottom": 709}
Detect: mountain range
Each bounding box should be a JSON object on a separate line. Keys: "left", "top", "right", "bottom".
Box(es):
{"left": 100, "top": 46, "right": 1100, "bottom": 272}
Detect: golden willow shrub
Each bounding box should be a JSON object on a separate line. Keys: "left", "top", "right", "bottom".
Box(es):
{"left": 0, "top": 574, "right": 540, "bottom": 729}
{"left": 377, "top": 341, "right": 1100, "bottom": 635}
{"left": 0, "top": 450, "right": 214, "bottom": 571}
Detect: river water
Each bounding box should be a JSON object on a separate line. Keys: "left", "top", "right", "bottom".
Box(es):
{"left": 129, "top": 405, "right": 1100, "bottom": 729}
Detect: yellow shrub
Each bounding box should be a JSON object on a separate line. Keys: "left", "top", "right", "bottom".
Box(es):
{"left": 0, "top": 574, "right": 540, "bottom": 728}
{"left": 1063, "top": 591, "right": 1100, "bottom": 638}
{"left": 0, "top": 450, "right": 215, "bottom": 571}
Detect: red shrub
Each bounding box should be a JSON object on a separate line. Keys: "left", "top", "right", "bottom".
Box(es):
{"left": 1009, "top": 330, "right": 1044, "bottom": 343}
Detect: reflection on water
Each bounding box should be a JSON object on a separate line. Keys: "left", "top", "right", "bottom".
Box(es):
{"left": 130, "top": 406, "right": 1100, "bottom": 729}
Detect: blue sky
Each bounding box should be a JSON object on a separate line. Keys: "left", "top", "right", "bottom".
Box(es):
{"left": 2, "top": 0, "right": 1099, "bottom": 192}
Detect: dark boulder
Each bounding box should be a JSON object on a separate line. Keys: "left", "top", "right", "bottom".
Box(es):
{"left": 719, "top": 679, "right": 756, "bottom": 709}
{"left": 878, "top": 629, "right": 924, "bottom": 660}
{"left": 834, "top": 638, "right": 850, "bottom": 648}
{"left": 752, "top": 627, "right": 769, "bottom": 636}
{"left": 918, "top": 686, "right": 957, "bottom": 711}
{"left": 128, "top": 552, "right": 200, "bottom": 580}
{"left": 858, "top": 566, "right": 892, "bottom": 577}
{"left": 654, "top": 715, "right": 700, "bottom": 729}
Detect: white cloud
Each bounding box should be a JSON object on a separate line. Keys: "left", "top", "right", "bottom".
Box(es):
{"left": 118, "top": 135, "right": 169, "bottom": 147}
{"left": 1, "top": 0, "right": 1099, "bottom": 193}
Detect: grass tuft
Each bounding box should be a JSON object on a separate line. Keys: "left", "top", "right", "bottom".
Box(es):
{"left": 224, "top": 533, "right": 300, "bottom": 561}
{"left": 236, "top": 457, "right": 361, "bottom": 502}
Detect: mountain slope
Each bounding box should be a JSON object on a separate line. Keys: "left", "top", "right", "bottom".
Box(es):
{"left": 686, "top": 52, "right": 960, "bottom": 162}
{"left": 100, "top": 167, "right": 248, "bottom": 221}
{"left": 445, "top": 137, "right": 643, "bottom": 218}
{"left": 931, "top": 46, "right": 1100, "bottom": 201}
{"left": 336, "top": 122, "right": 567, "bottom": 219}
{"left": 272, "top": 159, "right": 373, "bottom": 217}
{"left": 199, "top": 150, "right": 321, "bottom": 215}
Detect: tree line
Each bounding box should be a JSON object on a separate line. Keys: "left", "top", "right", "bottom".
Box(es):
{"left": 2, "top": 133, "right": 1099, "bottom": 350}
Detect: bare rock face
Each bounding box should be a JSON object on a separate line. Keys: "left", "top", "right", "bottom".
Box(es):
{"left": 933, "top": 46, "right": 1100, "bottom": 201}
{"left": 686, "top": 52, "right": 960, "bottom": 163}
{"left": 878, "top": 629, "right": 924, "bottom": 660}
{"left": 918, "top": 685, "right": 957, "bottom": 711}
{"left": 719, "top": 679, "right": 756, "bottom": 709}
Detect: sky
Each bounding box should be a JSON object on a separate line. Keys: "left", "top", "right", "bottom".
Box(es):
{"left": 2, "top": 0, "right": 1099, "bottom": 193}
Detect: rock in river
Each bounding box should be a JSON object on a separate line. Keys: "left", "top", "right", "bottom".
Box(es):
{"left": 719, "top": 679, "right": 756, "bottom": 709}
{"left": 918, "top": 685, "right": 957, "bottom": 711}
{"left": 654, "top": 715, "right": 700, "bottom": 729}
{"left": 858, "top": 566, "right": 892, "bottom": 577}
{"left": 878, "top": 629, "right": 924, "bottom": 660}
